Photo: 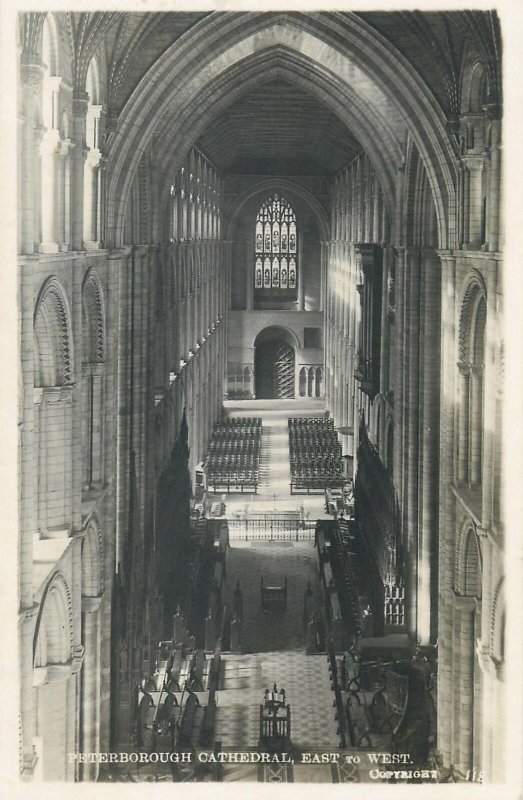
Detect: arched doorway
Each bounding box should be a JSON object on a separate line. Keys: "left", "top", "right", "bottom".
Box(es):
{"left": 254, "top": 326, "right": 296, "bottom": 399}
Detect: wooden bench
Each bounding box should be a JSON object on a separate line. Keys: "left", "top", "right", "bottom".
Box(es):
{"left": 345, "top": 691, "right": 373, "bottom": 747}
{"left": 232, "top": 580, "right": 243, "bottom": 621}
{"left": 213, "top": 561, "right": 225, "bottom": 591}
{"left": 329, "top": 589, "right": 341, "bottom": 620}
{"left": 327, "top": 646, "right": 347, "bottom": 747}
{"left": 315, "top": 529, "right": 329, "bottom": 563}
{"left": 137, "top": 693, "right": 156, "bottom": 750}
{"left": 187, "top": 649, "right": 205, "bottom": 692}
{"left": 214, "top": 524, "right": 229, "bottom": 556}
{"left": 322, "top": 561, "right": 335, "bottom": 592}
{"left": 175, "top": 689, "right": 200, "bottom": 749}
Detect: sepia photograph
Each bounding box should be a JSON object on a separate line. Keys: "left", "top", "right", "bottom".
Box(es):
{"left": 1, "top": 0, "right": 522, "bottom": 797}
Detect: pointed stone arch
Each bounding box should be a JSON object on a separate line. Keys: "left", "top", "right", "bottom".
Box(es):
{"left": 106, "top": 12, "right": 457, "bottom": 249}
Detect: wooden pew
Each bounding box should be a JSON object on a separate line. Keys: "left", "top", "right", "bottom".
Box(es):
{"left": 315, "top": 528, "right": 329, "bottom": 563}
{"left": 345, "top": 691, "right": 373, "bottom": 747}
{"left": 174, "top": 688, "right": 200, "bottom": 750}
{"left": 187, "top": 649, "right": 205, "bottom": 692}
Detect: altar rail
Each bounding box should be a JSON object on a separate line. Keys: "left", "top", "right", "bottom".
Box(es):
{"left": 227, "top": 512, "right": 316, "bottom": 540}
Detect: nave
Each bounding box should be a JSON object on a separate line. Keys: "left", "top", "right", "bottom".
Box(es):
{"left": 120, "top": 400, "right": 437, "bottom": 784}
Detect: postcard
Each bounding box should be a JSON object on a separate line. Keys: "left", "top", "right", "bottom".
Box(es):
{"left": 1, "top": 0, "right": 522, "bottom": 799}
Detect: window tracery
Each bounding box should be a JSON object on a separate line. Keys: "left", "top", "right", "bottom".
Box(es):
{"left": 254, "top": 194, "right": 297, "bottom": 298}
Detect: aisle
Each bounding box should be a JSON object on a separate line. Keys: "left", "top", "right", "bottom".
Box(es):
{"left": 261, "top": 415, "right": 290, "bottom": 498}
{"left": 215, "top": 651, "right": 341, "bottom": 751}
{"left": 222, "top": 399, "right": 330, "bottom": 519}
{"left": 222, "top": 539, "right": 319, "bottom": 652}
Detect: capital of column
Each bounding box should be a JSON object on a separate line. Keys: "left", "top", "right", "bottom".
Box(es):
{"left": 72, "top": 91, "right": 89, "bottom": 118}
{"left": 483, "top": 102, "right": 502, "bottom": 122}
{"left": 457, "top": 360, "right": 471, "bottom": 377}
{"left": 20, "top": 61, "right": 44, "bottom": 88}
{"left": 32, "top": 124, "right": 46, "bottom": 150}
{"left": 82, "top": 594, "right": 103, "bottom": 613}
{"left": 461, "top": 153, "right": 485, "bottom": 171}
{"left": 43, "top": 74, "right": 65, "bottom": 93}
{"left": 469, "top": 364, "right": 484, "bottom": 379}
{"left": 452, "top": 593, "right": 478, "bottom": 613}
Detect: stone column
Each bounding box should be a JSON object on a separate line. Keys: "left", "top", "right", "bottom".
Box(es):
{"left": 20, "top": 61, "right": 43, "bottom": 255}
{"left": 405, "top": 248, "right": 420, "bottom": 641}
{"left": 419, "top": 251, "right": 441, "bottom": 644}
{"left": 65, "top": 673, "right": 78, "bottom": 780}
{"left": 457, "top": 362, "right": 471, "bottom": 484}
{"left": 71, "top": 92, "right": 88, "bottom": 250}
{"left": 481, "top": 272, "right": 498, "bottom": 531}
{"left": 80, "top": 596, "right": 102, "bottom": 780}
{"left": 392, "top": 247, "right": 405, "bottom": 489}
{"left": 34, "top": 389, "right": 47, "bottom": 535}
{"left": 485, "top": 110, "right": 501, "bottom": 252}
{"left": 20, "top": 604, "right": 39, "bottom": 777}
{"left": 115, "top": 248, "right": 133, "bottom": 562}
{"left": 57, "top": 139, "right": 74, "bottom": 250}
{"left": 462, "top": 156, "right": 484, "bottom": 247}
{"left": 437, "top": 251, "right": 458, "bottom": 767}
{"left": 380, "top": 247, "right": 390, "bottom": 394}
{"left": 469, "top": 365, "right": 483, "bottom": 485}
{"left": 32, "top": 125, "right": 45, "bottom": 250}
{"left": 320, "top": 241, "right": 328, "bottom": 312}
{"left": 40, "top": 127, "right": 61, "bottom": 252}
{"left": 456, "top": 597, "right": 477, "bottom": 775}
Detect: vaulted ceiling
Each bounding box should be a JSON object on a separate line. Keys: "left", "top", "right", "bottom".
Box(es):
{"left": 196, "top": 80, "right": 363, "bottom": 176}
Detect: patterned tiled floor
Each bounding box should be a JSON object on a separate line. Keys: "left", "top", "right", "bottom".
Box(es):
{"left": 212, "top": 538, "right": 342, "bottom": 754}
{"left": 223, "top": 540, "right": 320, "bottom": 652}
{"left": 215, "top": 651, "right": 340, "bottom": 750}
{"left": 200, "top": 401, "right": 356, "bottom": 781}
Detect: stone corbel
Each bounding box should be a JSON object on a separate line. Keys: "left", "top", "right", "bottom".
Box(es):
{"left": 71, "top": 644, "right": 85, "bottom": 674}
{"left": 33, "top": 387, "right": 44, "bottom": 405}
{"left": 457, "top": 360, "right": 471, "bottom": 378}
{"left": 33, "top": 657, "right": 80, "bottom": 686}
{"left": 43, "top": 385, "right": 74, "bottom": 403}
{"left": 41, "top": 126, "right": 61, "bottom": 155}
{"left": 475, "top": 639, "right": 504, "bottom": 680}
{"left": 57, "top": 137, "right": 76, "bottom": 158}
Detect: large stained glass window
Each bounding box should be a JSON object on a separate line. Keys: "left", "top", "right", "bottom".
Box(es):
{"left": 254, "top": 194, "right": 297, "bottom": 299}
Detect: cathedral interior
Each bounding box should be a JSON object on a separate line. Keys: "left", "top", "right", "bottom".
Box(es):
{"left": 13, "top": 8, "right": 510, "bottom": 786}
